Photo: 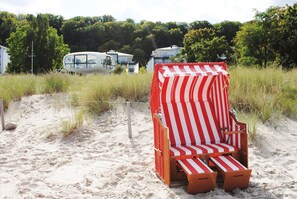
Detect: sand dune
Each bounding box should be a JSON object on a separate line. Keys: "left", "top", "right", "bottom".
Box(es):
{"left": 0, "top": 94, "right": 296, "bottom": 198}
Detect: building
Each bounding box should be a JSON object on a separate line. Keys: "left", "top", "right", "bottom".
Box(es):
{"left": 146, "top": 45, "right": 182, "bottom": 71}
{"left": 106, "top": 50, "right": 139, "bottom": 73}
{"left": 0, "top": 45, "right": 10, "bottom": 74}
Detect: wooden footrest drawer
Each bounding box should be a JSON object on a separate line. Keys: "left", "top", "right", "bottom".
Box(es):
{"left": 177, "top": 158, "right": 217, "bottom": 194}
{"left": 210, "top": 155, "right": 252, "bottom": 191}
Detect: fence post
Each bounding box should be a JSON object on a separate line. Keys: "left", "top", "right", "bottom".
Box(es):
{"left": 127, "top": 101, "right": 132, "bottom": 138}
{"left": 0, "top": 99, "right": 4, "bottom": 131}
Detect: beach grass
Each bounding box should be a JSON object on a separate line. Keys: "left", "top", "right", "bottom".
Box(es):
{"left": 0, "top": 68, "right": 296, "bottom": 123}
{"left": 229, "top": 67, "right": 297, "bottom": 122}
{"left": 0, "top": 75, "right": 38, "bottom": 108}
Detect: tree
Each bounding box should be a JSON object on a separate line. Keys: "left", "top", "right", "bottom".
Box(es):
{"left": 279, "top": 3, "right": 297, "bottom": 67}
{"left": 7, "top": 14, "right": 69, "bottom": 73}
{"left": 189, "top": 20, "right": 213, "bottom": 30}
{"left": 214, "top": 21, "right": 242, "bottom": 45}
{"left": 0, "top": 12, "right": 18, "bottom": 46}
{"left": 183, "top": 28, "right": 230, "bottom": 62}
{"left": 234, "top": 22, "right": 268, "bottom": 66}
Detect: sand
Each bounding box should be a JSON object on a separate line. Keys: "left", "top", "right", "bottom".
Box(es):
{"left": 0, "top": 94, "right": 296, "bottom": 199}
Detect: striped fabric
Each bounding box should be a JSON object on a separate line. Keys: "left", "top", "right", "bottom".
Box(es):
{"left": 227, "top": 114, "right": 242, "bottom": 148}
{"left": 178, "top": 158, "right": 213, "bottom": 175}
{"left": 170, "top": 143, "right": 239, "bottom": 157}
{"left": 210, "top": 155, "right": 247, "bottom": 172}
{"left": 159, "top": 63, "right": 230, "bottom": 147}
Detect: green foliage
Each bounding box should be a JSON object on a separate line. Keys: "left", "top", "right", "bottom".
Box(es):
{"left": 183, "top": 28, "right": 231, "bottom": 62}
{"left": 235, "top": 3, "right": 297, "bottom": 68}
{"left": 0, "top": 12, "right": 18, "bottom": 46}
{"left": 113, "top": 65, "right": 124, "bottom": 74}
{"left": 6, "top": 14, "right": 70, "bottom": 74}
{"left": 214, "top": 21, "right": 242, "bottom": 45}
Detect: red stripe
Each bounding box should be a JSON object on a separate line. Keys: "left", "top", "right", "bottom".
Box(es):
{"left": 193, "top": 158, "right": 211, "bottom": 173}
{"left": 172, "top": 146, "right": 187, "bottom": 156}
{"left": 182, "top": 159, "right": 199, "bottom": 174}
{"left": 171, "top": 77, "right": 186, "bottom": 145}
{"left": 180, "top": 76, "right": 196, "bottom": 144}
{"left": 161, "top": 78, "right": 177, "bottom": 146}
{"left": 189, "top": 77, "right": 206, "bottom": 144}
{"left": 227, "top": 156, "right": 246, "bottom": 170}
{"left": 213, "top": 156, "right": 234, "bottom": 172}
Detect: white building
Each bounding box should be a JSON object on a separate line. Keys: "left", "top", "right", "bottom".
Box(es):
{"left": 107, "top": 50, "right": 139, "bottom": 73}
{"left": 146, "top": 45, "right": 182, "bottom": 71}
{"left": 0, "top": 45, "right": 10, "bottom": 74}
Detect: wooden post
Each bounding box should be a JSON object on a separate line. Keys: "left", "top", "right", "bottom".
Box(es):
{"left": 127, "top": 101, "right": 132, "bottom": 138}
{"left": 0, "top": 99, "right": 4, "bottom": 131}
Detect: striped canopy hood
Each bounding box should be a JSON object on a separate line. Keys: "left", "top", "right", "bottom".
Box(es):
{"left": 150, "top": 63, "right": 230, "bottom": 146}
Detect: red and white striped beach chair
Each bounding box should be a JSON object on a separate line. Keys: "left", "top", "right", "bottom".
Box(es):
{"left": 150, "top": 62, "right": 251, "bottom": 193}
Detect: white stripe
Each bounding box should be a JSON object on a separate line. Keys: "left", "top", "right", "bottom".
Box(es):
{"left": 184, "top": 65, "right": 193, "bottom": 75}
{"left": 220, "top": 76, "right": 228, "bottom": 129}
{"left": 205, "top": 102, "right": 220, "bottom": 142}
{"left": 166, "top": 77, "right": 181, "bottom": 145}
{"left": 214, "top": 65, "right": 228, "bottom": 75}
{"left": 226, "top": 156, "right": 247, "bottom": 170}
{"left": 175, "top": 76, "right": 191, "bottom": 144}
{"left": 194, "top": 65, "right": 207, "bottom": 76}
{"left": 177, "top": 145, "right": 192, "bottom": 155}
{"left": 178, "top": 160, "right": 192, "bottom": 175}
{"left": 186, "top": 102, "right": 201, "bottom": 144}
{"left": 170, "top": 146, "right": 181, "bottom": 156}
{"left": 188, "top": 159, "right": 205, "bottom": 173}
{"left": 219, "top": 156, "right": 240, "bottom": 171}
{"left": 216, "top": 77, "right": 223, "bottom": 129}
{"left": 210, "top": 157, "right": 227, "bottom": 172}
{"left": 202, "top": 76, "right": 211, "bottom": 101}
{"left": 184, "top": 76, "right": 194, "bottom": 102}
{"left": 195, "top": 101, "right": 211, "bottom": 143}
{"left": 199, "top": 144, "right": 214, "bottom": 153}
{"left": 203, "top": 76, "right": 220, "bottom": 142}
{"left": 218, "top": 143, "right": 235, "bottom": 151}
{"left": 162, "top": 66, "right": 171, "bottom": 77}
{"left": 208, "top": 144, "right": 224, "bottom": 152}
{"left": 173, "top": 65, "right": 182, "bottom": 74}
{"left": 187, "top": 145, "right": 203, "bottom": 154}
{"left": 204, "top": 65, "right": 218, "bottom": 75}
{"left": 158, "top": 71, "right": 164, "bottom": 84}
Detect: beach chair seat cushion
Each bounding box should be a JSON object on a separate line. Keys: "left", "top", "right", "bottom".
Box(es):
{"left": 210, "top": 155, "right": 251, "bottom": 191}
{"left": 170, "top": 143, "right": 239, "bottom": 157}
{"left": 177, "top": 158, "right": 217, "bottom": 194}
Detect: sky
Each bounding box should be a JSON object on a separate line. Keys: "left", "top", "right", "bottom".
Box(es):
{"left": 0, "top": 0, "right": 296, "bottom": 24}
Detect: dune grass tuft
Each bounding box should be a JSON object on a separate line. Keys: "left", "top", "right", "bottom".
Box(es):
{"left": 41, "top": 73, "right": 70, "bottom": 94}
{"left": 60, "top": 110, "right": 85, "bottom": 137}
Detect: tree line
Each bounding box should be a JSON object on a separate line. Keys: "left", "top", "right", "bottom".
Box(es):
{"left": 0, "top": 3, "right": 296, "bottom": 73}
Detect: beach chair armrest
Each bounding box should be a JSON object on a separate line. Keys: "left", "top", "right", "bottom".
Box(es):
{"left": 223, "top": 130, "right": 245, "bottom": 135}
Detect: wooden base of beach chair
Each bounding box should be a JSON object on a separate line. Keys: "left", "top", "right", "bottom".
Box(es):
{"left": 178, "top": 158, "right": 217, "bottom": 194}
{"left": 210, "top": 155, "right": 251, "bottom": 192}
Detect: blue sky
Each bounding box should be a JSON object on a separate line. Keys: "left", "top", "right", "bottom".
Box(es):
{"left": 0, "top": 0, "right": 295, "bottom": 23}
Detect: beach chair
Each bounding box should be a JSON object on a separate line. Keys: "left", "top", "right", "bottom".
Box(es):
{"left": 150, "top": 62, "right": 251, "bottom": 193}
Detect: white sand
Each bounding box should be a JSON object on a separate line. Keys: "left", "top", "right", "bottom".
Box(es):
{"left": 0, "top": 94, "right": 296, "bottom": 198}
